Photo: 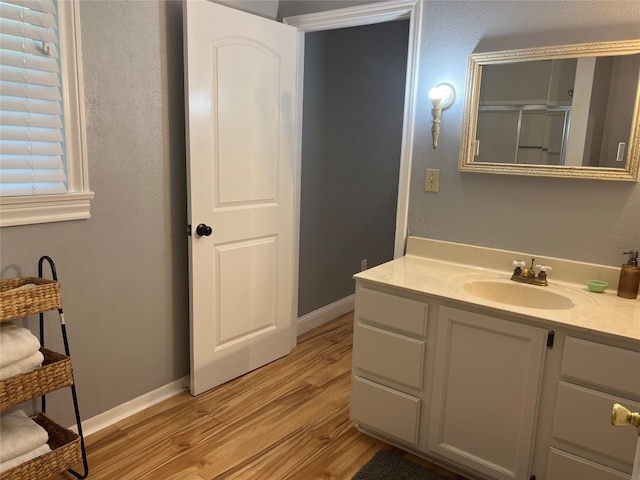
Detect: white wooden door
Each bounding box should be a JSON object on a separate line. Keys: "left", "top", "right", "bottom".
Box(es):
{"left": 427, "top": 306, "right": 547, "bottom": 480}
{"left": 184, "top": 1, "right": 298, "bottom": 396}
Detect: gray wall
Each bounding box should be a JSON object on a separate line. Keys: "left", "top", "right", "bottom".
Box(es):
{"left": 283, "top": 0, "right": 640, "bottom": 268}
{"left": 0, "top": 1, "right": 189, "bottom": 427}
{"left": 0, "top": 0, "right": 280, "bottom": 427}
{"left": 598, "top": 55, "right": 640, "bottom": 167}
{"left": 278, "top": 0, "right": 379, "bottom": 19}
{"left": 1, "top": 0, "right": 638, "bottom": 426}
{"left": 218, "top": 0, "right": 279, "bottom": 18}
{"left": 298, "top": 20, "right": 409, "bottom": 317}
{"left": 410, "top": 1, "right": 640, "bottom": 268}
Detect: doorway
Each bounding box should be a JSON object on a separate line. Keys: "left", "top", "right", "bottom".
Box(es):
{"left": 284, "top": 1, "right": 422, "bottom": 334}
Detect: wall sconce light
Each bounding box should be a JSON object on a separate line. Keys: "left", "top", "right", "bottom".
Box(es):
{"left": 428, "top": 83, "right": 455, "bottom": 149}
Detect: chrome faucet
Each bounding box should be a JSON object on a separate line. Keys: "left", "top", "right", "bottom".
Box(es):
{"left": 511, "top": 258, "right": 551, "bottom": 286}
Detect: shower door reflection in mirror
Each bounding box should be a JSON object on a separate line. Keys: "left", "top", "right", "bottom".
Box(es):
{"left": 475, "top": 56, "right": 636, "bottom": 168}
{"left": 459, "top": 40, "right": 640, "bottom": 181}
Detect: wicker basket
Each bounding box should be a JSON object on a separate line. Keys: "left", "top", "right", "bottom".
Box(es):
{"left": 0, "top": 413, "right": 81, "bottom": 480}
{"left": 0, "top": 278, "right": 62, "bottom": 322}
{"left": 0, "top": 349, "right": 73, "bottom": 410}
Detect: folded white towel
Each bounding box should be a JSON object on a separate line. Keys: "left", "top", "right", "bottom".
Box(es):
{"left": 0, "top": 323, "right": 41, "bottom": 368}
{"left": 0, "top": 410, "right": 49, "bottom": 462}
{"left": 0, "top": 350, "right": 44, "bottom": 381}
{"left": 0, "top": 443, "right": 50, "bottom": 473}
{"left": 8, "top": 283, "right": 37, "bottom": 291}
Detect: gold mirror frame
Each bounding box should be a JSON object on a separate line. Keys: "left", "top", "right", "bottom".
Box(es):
{"left": 459, "top": 40, "right": 640, "bottom": 181}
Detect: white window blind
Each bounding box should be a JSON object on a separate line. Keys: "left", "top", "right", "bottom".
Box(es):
{"left": 0, "top": 0, "right": 67, "bottom": 197}
{"left": 0, "top": 0, "right": 92, "bottom": 227}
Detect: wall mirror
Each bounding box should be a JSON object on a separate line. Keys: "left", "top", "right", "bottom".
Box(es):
{"left": 459, "top": 40, "right": 640, "bottom": 181}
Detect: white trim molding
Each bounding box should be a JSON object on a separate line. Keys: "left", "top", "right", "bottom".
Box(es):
{"left": 283, "top": 0, "right": 418, "bottom": 32}
{"left": 0, "top": 0, "right": 93, "bottom": 227}
{"left": 69, "top": 376, "right": 189, "bottom": 436}
{"left": 0, "top": 192, "right": 94, "bottom": 227}
{"left": 284, "top": 0, "right": 422, "bottom": 259}
{"left": 297, "top": 294, "right": 355, "bottom": 336}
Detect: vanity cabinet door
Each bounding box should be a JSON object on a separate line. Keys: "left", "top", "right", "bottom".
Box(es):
{"left": 427, "top": 307, "right": 547, "bottom": 480}
{"left": 351, "top": 376, "right": 421, "bottom": 445}
{"left": 351, "top": 286, "right": 429, "bottom": 447}
{"left": 546, "top": 448, "right": 630, "bottom": 480}
{"left": 356, "top": 287, "right": 428, "bottom": 337}
{"left": 560, "top": 337, "right": 640, "bottom": 398}
{"left": 544, "top": 336, "right": 640, "bottom": 477}
{"left": 551, "top": 383, "right": 639, "bottom": 469}
{"left": 354, "top": 323, "right": 425, "bottom": 389}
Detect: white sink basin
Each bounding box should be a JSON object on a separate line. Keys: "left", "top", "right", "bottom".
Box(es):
{"left": 448, "top": 273, "right": 597, "bottom": 310}
{"left": 463, "top": 280, "right": 577, "bottom": 310}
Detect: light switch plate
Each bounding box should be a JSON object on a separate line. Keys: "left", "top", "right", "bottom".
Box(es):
{"left": 425, "top": 169, "right": 440, "bottom": 192}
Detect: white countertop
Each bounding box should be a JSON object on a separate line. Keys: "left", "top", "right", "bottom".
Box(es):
{"left": 354, "top": 238, "right": 640, "bottom": 343}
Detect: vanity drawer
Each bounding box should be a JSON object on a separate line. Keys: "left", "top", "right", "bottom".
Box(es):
{"left": 357, "top": 288, "right": 428, "bottom": 337}
{"left": 351, "top": 376, "right": 420, "bottom": 445}
{"left": 546, "top": 448, "right": 629, "bottom": 480}
{"left": 353, "top": 323, "right": 425, "bottom": 389}
{"left": 552, "top": 382, "right": 639, "bottom": 468}
{"left": 561, "top": 337, "right": 640, "bottom": 397}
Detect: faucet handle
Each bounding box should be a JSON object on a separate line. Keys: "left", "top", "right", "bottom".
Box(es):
{"left": 513, "top": 260, "right": 526, "bottom": 268}
{"left": 536, "top": 265, "right": 552, "bottom": 283}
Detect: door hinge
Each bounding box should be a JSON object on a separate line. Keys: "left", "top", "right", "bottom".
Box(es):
{"left": 186, "top": 224, "right": 192, "bottom": 236}
{"left": 547, "top": 331, "right": 555, "bottom": 349}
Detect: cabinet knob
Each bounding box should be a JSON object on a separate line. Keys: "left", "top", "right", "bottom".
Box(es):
{"left": 611, "top": 403, "right": 640, "bottom": 436}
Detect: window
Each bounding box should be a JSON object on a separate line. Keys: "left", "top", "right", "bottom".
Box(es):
{"left": 0, "top": 0, "right": 92, "bottom": 227}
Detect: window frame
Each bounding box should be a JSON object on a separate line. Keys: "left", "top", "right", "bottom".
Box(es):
{"left": 0, "top": 0, "right": 93, "bottom": 227}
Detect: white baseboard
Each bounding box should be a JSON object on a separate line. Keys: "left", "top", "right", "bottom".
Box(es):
{"left": 71, "top": 298, "right": 355, "bottom": 437}
{"left": 70, "top": 376, "right": 189, "bottom": 436}
{"left": 297, "top": 294, "right": 355, "bottom": 336}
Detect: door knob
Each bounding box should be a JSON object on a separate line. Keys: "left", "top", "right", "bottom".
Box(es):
{"left": 612, "top": 403, "right": 640, "bottom": 436}
{"left": 195, "top": 223, "right": 212, "bottom": 237}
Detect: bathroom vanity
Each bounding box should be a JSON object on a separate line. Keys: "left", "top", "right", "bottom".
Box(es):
{"left": 351, "top": 237, "right": 640, "bottom": 480}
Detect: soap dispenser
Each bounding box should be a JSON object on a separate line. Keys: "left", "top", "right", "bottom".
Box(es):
{"left": 617, "top": 250, "right": 640, "bottom": 299}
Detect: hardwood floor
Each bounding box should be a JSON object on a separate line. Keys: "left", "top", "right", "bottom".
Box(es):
{"left": 52, "top": 313, "right": 469, "bottom": 480}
